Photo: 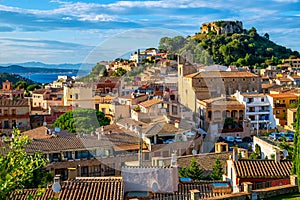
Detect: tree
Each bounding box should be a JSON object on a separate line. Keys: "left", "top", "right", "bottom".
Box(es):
{"left": 292, "top": 96, "right": 300, "bottom": 190}
{"left": 14, "top": 81, "right": 27, "bottom": 89}
{"left": 210, "top": 158, "right": 224, "bottom": 180}
{"left": 102, "top": 69, "right": 108, "bottom": 77}
{"left": 249, "top": 144, "right": 261, "bottom": 159}
{"left": 0, "top": 128, "right": 48, "bottom": 198}
{"left": 178, "top": 158, "right": 204, "bottom": 181}
{"left": 53, "top": 108, "right": 111, "bottom": 134}
{"left": 26, "top": 84, "right": 41, "bottom": 91}
{"left": 264, "top": 33, "right": 270, "bottom": 40}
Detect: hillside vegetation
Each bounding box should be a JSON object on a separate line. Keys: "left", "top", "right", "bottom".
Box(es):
{"left": 159, "top": 27, "right": 299, "bottom": 68}
{"left": 0, "top": 73, "right": 36, "bottom": 87}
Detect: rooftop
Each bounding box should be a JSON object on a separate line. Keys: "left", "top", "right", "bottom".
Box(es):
{"left": 10, "top": 177, "right": 123, "bottom": 200}
{"left": 234, "top": 160, "right": 292, "bottom": 178}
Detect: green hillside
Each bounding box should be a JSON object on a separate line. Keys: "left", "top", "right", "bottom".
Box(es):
{"left": 0, "top": 73, "right": 36, "bottom": 88}
{"left": 159, "top": 27, "right": 299, "bottom": 68}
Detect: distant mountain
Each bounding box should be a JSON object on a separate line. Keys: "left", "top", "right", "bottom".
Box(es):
{"left": 0, "top": 62, "right": 94, "bottom": 70}
{"left": 0, "top": 65, "right": 78, "bottom": 74}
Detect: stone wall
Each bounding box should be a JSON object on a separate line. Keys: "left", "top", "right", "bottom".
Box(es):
{"left": 201, "top": 21, "right": 243, "bottom": 35}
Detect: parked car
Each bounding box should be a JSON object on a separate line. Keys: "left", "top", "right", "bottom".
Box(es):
{"left": 283, "top": 132, "right": 294, "bottom": 142}
{"left": 163, "top": 139, "right": 175, "bottom": 144}
{"left": 225, "top": 136, "right": 235, "bottom": 143}
{"left": 234, "top": 136, "right": 243, "bottom": 143}
{"left": 269, "top": 132, "right": 284, "bottom": 141}
{"left": 217, "top": 136, "right": 225, "bottom": 142}
{"left": 242, "top": 136, "right": 252, "bottom": 143}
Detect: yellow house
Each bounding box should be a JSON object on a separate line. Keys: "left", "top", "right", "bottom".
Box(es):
{"left": 268, "top": 93, "right": 298, "bottom": 126}
{"left": 94, "top": 95, "right": 130, "bottom": 123}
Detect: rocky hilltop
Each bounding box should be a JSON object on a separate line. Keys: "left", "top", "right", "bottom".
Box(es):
{"left": 200, "top": 20, "right": 243, "bottom": 35}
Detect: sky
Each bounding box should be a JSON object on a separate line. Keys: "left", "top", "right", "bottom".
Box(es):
{"left": 0, "top": 0, "right": 300, "bottom": 64}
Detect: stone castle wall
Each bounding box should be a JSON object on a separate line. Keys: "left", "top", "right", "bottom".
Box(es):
{"left": 201, "top": 21, "right": 243, "bottom": 35}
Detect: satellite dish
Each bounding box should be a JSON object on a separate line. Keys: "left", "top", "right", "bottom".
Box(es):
{"left": 55, "top": 127, "right": 61, "bottom": 133}
{"left": 43, "top": 122, "right": 47, "bottom": 126}
{"left": 52, "top": 182, "right": 61, "bottom": 193}
{"left": 192, "top": 149, "right": 197, "bottom": 155}
{"left": 152, "top": 182, "right": 159, "bottom": 193}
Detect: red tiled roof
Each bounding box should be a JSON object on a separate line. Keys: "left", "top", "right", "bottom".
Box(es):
{"left": 268, "top": 93, "right": 298, "bottom": 98}
{"left": 0, "top": 99, "right": 29, "bottom": 107}
{"left": 139, "top": 98, "right": 162, "bottom": 108}
{"left": 10, "top": 177, "right": 123, "bottom": 200}
{"left": 153, "top": 181, "right": 231, "bottom": 199}
{"left": 234, "top": 160, "right": 292, "bottom": 178}
{"left": 184, "top": 71, "right": 258, "bottom": 78}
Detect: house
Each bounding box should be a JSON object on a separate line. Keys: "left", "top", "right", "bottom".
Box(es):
{"left": 94, "top": 78, "right": 121, "bottom": 96}
{"left": 32, "top": 88, "right": 64, "bottom": 110}
{"left": 138, "top": 98, "right": 163, "bottom": 114}
{"left": 0, "top": 99, "right": 30, "bottom": 130}
{"left": 63, "top": 83, "right": 93, "bottom": 108}
{"left": 268, "top": 93, "right": 298, "bottom": 126}
{"left": 20, "top": 125, "right": 147, "bottom": 180}
{"left": 234, "top": 91, "right": 277, "bottom": 132}
{"left": 223, "top": 148, "right": 292, "bottom": 193}
{"left": 197, "top": 96, "right": 249, "bottom": 139}
{"left": 118, "top": 93, "right": 148, "bottom": 106}
{"left": 0, "top": 80, "right": 25, "bottom": 99}
{"left": 44, "top": 105, "right": 72, "bottom": 124}
{"left": 286, "top": 108, "right": 297, "bottom": 131}
{"left": 178, "top": 61, "right": 261, "bottom": 112}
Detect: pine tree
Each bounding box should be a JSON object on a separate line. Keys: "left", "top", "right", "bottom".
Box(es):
{"left": 178, "top": 158, "right": 204, "bottom": 181}
{"left": 210, "top": 158, "right": 224, "bottom": 180}
{"left": 292, "top": 96, "right": 300, "bottom": 190}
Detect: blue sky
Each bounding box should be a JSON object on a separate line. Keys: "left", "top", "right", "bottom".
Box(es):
{"left": 0, "top": 0, "right": 299, "bottom": 64}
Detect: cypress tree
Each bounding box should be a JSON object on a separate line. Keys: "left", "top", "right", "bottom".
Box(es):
{"left": 292, "top": 96, "right": 300, "bottom": 190}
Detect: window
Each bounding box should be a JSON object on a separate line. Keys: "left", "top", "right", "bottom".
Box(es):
{"left": 70, "top": 95, "right": 72, "bottom": 98}
{"left": 11, "top": 109, "right": 16, "bottom": 115}
{"left": 75, "top": 93, "right": 79, "bottom": 100}
{"left": 4, "top": 110, "right": 8, "bottom": 116}
{"left": 90, "top": 165, "right": 101, "bottom": 176}
{"left": 243, "top": 78, "right": 245, "bottom": 81}
{"left": 261, "top": 98, "right": 264, "bottom": 102}
{"left": 283, "top": 100, "right": 285, "bottom": 103}
{"left": 144, "top": 152, "right": 150, "bottom": 161}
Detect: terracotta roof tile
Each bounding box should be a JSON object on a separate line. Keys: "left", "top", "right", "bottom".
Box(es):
{"left": 10, "top": 177, "right": 123, "bottom": 200}
{"left": 139, "top": 98, "right": 162, "bottom": 108}
{"left": 234, "top": 160, "right": 292, "bottom": 178}
{"left": 153, "top": 181, "right": 231, "bottom": 199}
{"left": 184, "top": 71, "right": 257, "bottom": 78}
{"left": 0, "top": 99, "right": 29, "bottom": 107}
{"left": 268, "top": 93, "right": 298, "bottom": 98}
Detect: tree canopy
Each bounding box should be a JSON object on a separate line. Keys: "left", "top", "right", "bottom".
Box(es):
{"left": 158, "top": 28, "right": 299, "bottom": 68}
{"left": 292, "top": 96, "right": 300, "bottom": 190}
{"left": 178, "top": 158, "right": 204, "bottom": 181}
{"left": 53, "top": 108, "right": 111, "bottom": 134}
{"left": 210, "top": 158, "right": 224, "bottom": 180}
{"left": 0, "top": 129, "right": 48, "bottom": 198}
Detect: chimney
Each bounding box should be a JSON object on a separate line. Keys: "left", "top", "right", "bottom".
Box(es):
{"left": 174, "top": 120, "right": 179, "bottom": 128}
{"left": 171, "top": 153, "right": 177, "bottom": 167}
{"left": 275, "top": 150, "right": 281, "bottom": 162}
{"left": 68, "top": 168, "right": 77, "bottom": 180}
{"left": 232, "top": 148, "right": 239, "bottom": 161}
{"left": 54, "top": 174, "right": 62, "bottom": 185}
{"left": 190, "top": 190, "right": 200, "bottom": 200}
